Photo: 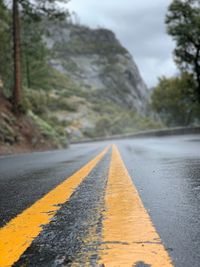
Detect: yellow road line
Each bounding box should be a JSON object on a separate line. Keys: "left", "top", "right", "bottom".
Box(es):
{"left": 99, "top": 145, "right": 173, "bottom": 267}
{"left": 0, "top": 147, "right": 109, "bottom": 267}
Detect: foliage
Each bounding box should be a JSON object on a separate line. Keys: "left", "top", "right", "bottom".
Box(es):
{"left": 0, "top": 119, "right": 17, "bottom": 144}
{"left": 21, "top": 88, "right": 49, "bottom": 115}
{"left": 21, "top": 16, "right": 51, "bottom": 90}
{"left": 28, "top": 110, "right": 68, "bottom": 146}
{"left": 151, "top": 73, "right": 200, "bottom": 126}
{"left": 166, "top": 0, "right": 200, "bottom": 101}
{"left": 1, "top": 0, "right": 69, "bottom": 111}
{"left": 82, "top": 100, "right": 163, "bottom": 138}
{"left": 0, "top": 2, "right": 13, "bottom": 95}
{"left": 28, "top": 110, "right": 55, "bottom": 138}
{"left": 17, "top": 0, "right": 69, "bottom": 20}
{"left": 48, "top": 97, "right": 78, "bottom": 112}
{"left": 88, "top": 112, "right": 162, "bottom": 138}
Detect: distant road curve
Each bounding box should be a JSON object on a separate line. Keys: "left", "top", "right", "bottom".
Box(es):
{"left": 72, "top": 126, "right": 200, "bottom": 143}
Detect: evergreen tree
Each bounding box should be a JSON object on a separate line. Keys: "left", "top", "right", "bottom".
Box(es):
{"left": 166, "top": 0, "right": 200, "bottom": 102}
{"left": 151, "top": 73, "right": 200, "bottom": 126}
{"left": 5, "top": 0, "right": 69, "bottom": 112}
{"left": 0, "top": 1, "right": 13, "bottom": 94}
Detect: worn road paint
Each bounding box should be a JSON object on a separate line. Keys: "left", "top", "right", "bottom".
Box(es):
{"left": 0, "top": 147, "right": 109, "bottom": 267}
{"left": 99, "top": 145, "right": 173, "bottom": 267}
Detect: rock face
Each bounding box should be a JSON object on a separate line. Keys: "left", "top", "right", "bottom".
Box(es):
{"left": 44, "top": 21, "right": 149, "bottom": 114}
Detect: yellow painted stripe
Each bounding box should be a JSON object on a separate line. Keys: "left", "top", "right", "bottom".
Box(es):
{"left": 99, "top": 145, "right": 173, "bottom": 267}
{"left": 0, "top": 147, "right": 109, "bottom": 267}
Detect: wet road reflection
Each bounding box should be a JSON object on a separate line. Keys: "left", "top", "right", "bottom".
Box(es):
{"left": 119, "top": 135, "right": 200, "bottom": 267}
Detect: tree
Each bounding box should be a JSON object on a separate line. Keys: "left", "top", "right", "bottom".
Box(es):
{"left": 21, "top": 14, "right": 49, "bottom": 90}
{"left": 0, "top": 2, "right": 13, "bottom": 94}
{"left": 12, "top": 0, "right": 21, "bottom": 112}
{"left": 151, "top": 73, "right": 199, "bottom": 126}
{"left": 166, "top": 0, "right": 200, "bottom": 102}
{"left": 10, "top": 0, "right": 69, "bottom": 112}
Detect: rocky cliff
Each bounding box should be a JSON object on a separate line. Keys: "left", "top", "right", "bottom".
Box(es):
{"left": 44, "top": 21, "right": 149, "bottom": 114}
{"left": 39, "top": 21, "right": 160, "bottom": 140}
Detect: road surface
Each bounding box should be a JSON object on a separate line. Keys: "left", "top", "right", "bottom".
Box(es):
{"left": 0, "top": 134, "right": 200, "bottom": 266}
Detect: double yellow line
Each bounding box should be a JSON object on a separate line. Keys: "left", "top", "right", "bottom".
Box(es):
{"left": 0, "top": 145, "right": 173, "bottom": 266}
{"left": 100, "top": 145, "right": 173, "bottom": 267}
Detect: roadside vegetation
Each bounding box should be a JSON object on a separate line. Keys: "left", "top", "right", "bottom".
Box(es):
{"left": 151, "top": 0, "right": 200, "bottom": 127}
{"left": 0, "top": 1, "right": 70, "bottom": 153}
{"left": 151, "top": 73, "right": 200, "bottom": 127}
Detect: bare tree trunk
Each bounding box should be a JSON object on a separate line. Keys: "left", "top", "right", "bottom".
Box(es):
{"left": 13, "top": 0, "right": 22, "bottom": 113}
{"left": 25, "top": 43, "right": 31, "bottom": 88}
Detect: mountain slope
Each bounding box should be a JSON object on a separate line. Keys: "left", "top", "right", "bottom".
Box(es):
{"left": 39, "top": 21, "right": 160, "bottom": 140}
{"left": 44, "top": 21, "right": 149, "bottom": 114}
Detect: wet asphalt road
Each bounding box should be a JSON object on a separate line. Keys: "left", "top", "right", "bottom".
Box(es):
{"left": 0, "top": 144, "right": 105, "bottom": 227}
{"left": 0, "top": 134, "right": 200, "bottom": 266}
{"left": 118, "top": 135, "right": 200, "bottom": 267}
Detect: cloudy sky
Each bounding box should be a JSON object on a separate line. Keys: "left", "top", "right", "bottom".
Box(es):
{"left": 67, "top": 0, "right": 177, "bottom": 88}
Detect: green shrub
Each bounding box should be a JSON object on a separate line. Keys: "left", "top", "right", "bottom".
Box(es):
{"left": 151, "top": 74, "right": 200, "bottom": 126}
{"left": 28, "top": 111, "right": 56, "bottom": 138}
{"left": 21, "top": 88, "right": 49, "bottom": 115}
{"left": 56, "top": 98, "right": 78, "bottom": 112}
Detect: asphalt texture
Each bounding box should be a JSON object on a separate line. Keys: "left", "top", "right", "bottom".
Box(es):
{"left": 118, "top": 135, "right": 200, "bottom": 267}
{"left": 0, "top": 144, "right": 105, "bottom": 227}
{"left": 0, "top": 134, "right": 200, "bottom": 266}
{"left": 14, "top": 151, "right": 111, "bottom": 267}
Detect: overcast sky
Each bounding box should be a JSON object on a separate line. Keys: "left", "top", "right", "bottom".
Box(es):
{"left": 67, "top": 0, "right": 177, "bottom": 88}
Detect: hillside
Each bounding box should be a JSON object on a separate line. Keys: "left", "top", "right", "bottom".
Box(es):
{"left": 45, "top": 21, "right": 149, "bottom": 112}
{"left": 0, "top": 15, "right": 162, "bottom": 154}
{"left": 0, "top": 94, "right": 68, "bottom": 155}
{"left": 39, "top": 21, "right": 160, "bottom": 140}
